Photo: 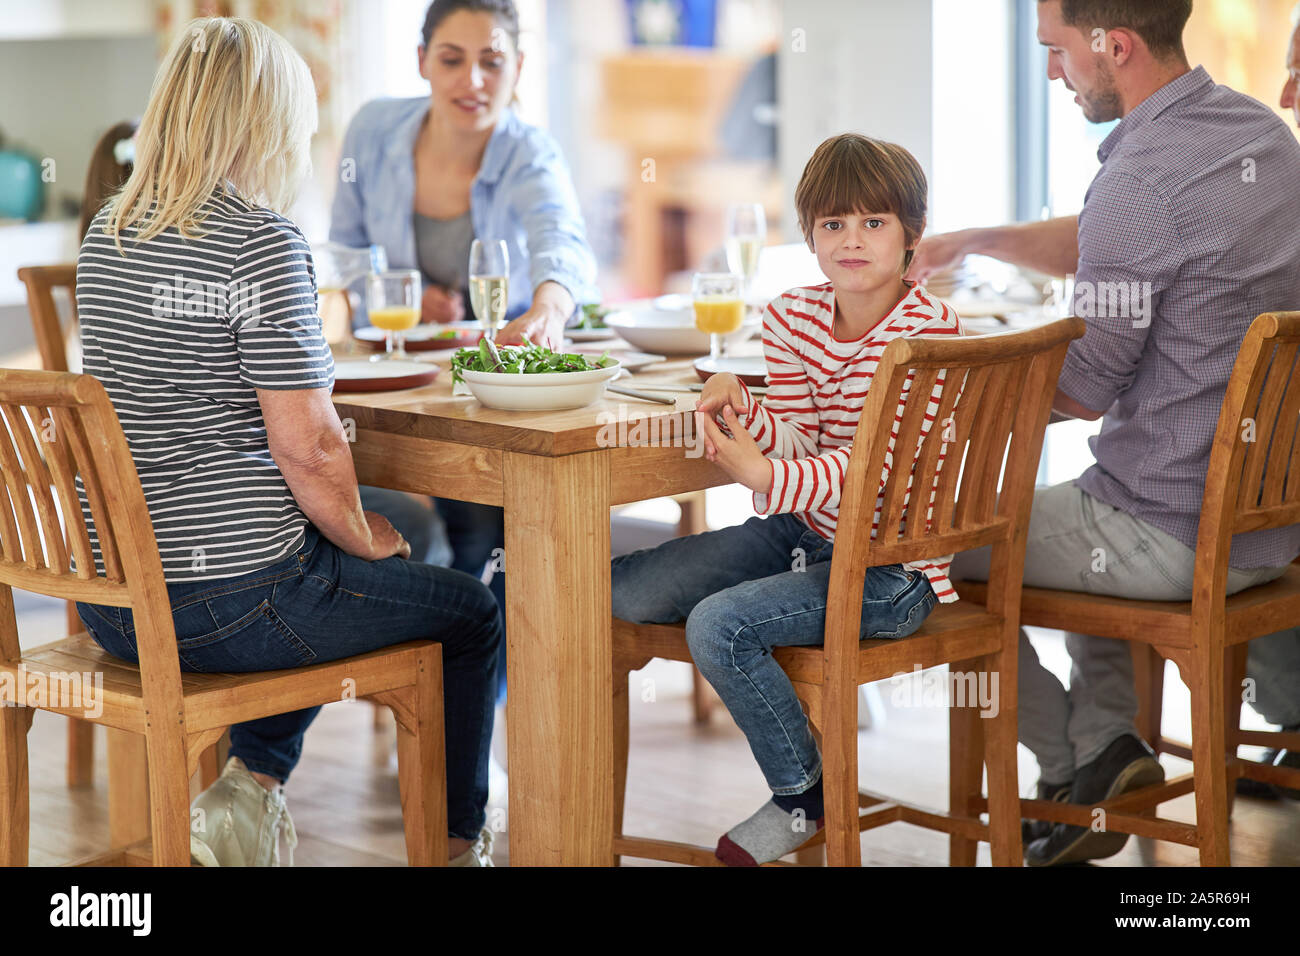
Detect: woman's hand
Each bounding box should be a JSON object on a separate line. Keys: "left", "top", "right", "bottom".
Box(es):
{"left": 494, "top": 280, "right": 575, "bottom": 350}
{"left": 695, "top": 405, "right": 772, "bottom": 494}
{"left": 362, "top": 511, "right": 411, "bottom": 561}
{"left": 495, "top": 304, "right": 565, "bottom": 350}
{"left": 421, "top": 284, "right": 465, "bottom": 324}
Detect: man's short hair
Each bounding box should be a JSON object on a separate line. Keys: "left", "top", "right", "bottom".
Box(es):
{"left": 794, "top": 134, "right": 928, "bottom": 270}
{"left": 1041, "top": 0, "right": 1193, "bottom": 60}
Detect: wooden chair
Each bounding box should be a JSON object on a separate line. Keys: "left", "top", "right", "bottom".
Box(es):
{"left": 0, "top": 369, "right": 447, "bottom": 865}
{"left": 17, "top": 266, "right": 355, "bottom": 790}
{"left": 17, "top": 264, "right": 96, "bottom": 788}
{"left": 962, "top": 311, "right": 1300, "bottom": 866}
{"left": 612, "top": 317, "right": 1085, "bottom": 866}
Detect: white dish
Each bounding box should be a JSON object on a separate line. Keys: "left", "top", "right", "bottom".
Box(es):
{"left": 571, "top": 348, "right": 664, "bottom": 373}
{"left": 355, "top": 323, "right": 482, "bottom": 342}
{"left": 334, "top": 359, "right": 437, "bottom": 379}
{"left": 459, "top": 359, "right": 622, "bottom": 411}
{"left": 604, "top": 306, "right": 760, "bottom": 356}
{"left": 566, "top": 327, "right": 618, "bottom": 342}
{"left": 693, "top": 355, "right": 768, "bottom": 387}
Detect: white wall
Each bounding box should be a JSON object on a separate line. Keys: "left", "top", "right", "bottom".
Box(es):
{"left": 777, "top": 0, "right": 934, "bottom": 242}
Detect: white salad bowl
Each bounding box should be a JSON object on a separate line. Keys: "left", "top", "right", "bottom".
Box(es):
{"left": 459, "top": 359, "right": 623, "bottom": 411}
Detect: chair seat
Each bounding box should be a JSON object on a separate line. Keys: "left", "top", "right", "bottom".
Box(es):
{"left": 613, "top": 599, "right": 1003, "bottom": 684}
{"left": 955, "top": 563, "right": 1300, "bottom": 649}
{"left": 2, "top": 631, "right": 432, "bottom": 736}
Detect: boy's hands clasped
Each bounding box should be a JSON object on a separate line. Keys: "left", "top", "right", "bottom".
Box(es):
{"left": 694, "top": 373, "right": 773, "bottom": 496}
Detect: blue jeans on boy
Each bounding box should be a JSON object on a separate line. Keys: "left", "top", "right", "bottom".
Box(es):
{"left": 76, "top": 525, "right": 501, "bottom": 840}
{"left": 611, "top": 512, "right": 937, "bottom": 796}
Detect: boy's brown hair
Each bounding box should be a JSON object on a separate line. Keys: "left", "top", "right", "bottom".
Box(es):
{"left": 794, "top": 133, "right": 928, "bottom": 271}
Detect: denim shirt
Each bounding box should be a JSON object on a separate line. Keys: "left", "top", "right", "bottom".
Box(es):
{"left": 329, "top": 97, "right": 598, "bottom": 323}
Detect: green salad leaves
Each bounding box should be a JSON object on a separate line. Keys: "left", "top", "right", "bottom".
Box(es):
{"left": 450, "top": 338, "right": 612, "bottom": 384}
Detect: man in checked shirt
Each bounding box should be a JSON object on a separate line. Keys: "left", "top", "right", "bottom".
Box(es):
{"left": 912, "top": 0, "right": 1300, "bottom": 865}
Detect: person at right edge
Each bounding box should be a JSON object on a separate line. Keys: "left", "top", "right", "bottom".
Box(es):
{"left": 909, "top": 0, "right": 1300, "bottom": 866}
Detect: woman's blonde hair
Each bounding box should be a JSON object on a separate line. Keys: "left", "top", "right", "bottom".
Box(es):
{"left": 105, "top": 17, "right": 317, "bottom": 249}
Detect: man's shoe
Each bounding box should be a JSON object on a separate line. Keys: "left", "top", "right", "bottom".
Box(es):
{"left": 1026, "top": 733, "right": 1164, "bottom": 867}
{"left": 1022, "top": 779, "right": 1072, "bottom": 844}
{"left": 449, "top": 826, "right": 495, "bottom": 867}
{"left": 190, "top": 757, "right": 298, "bottom": 866}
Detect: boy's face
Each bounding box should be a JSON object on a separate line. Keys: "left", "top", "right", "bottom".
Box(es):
{"left": 811, "top": 211, "right": 912, "bottom": 295}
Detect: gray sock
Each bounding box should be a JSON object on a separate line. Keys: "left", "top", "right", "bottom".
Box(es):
{"left": 715, "top": 799, "right": 822, "bottom": 866}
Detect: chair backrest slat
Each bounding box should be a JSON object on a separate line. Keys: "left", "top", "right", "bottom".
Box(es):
{"left": 51, "top": 404, "right": 125, "bottom": 583}
{"left": 1, "top": 404, "right": 68, "bottom": 571}
{"left": 1237, "top": 341, "right": 1296, "bottom": 512}
{"left": 34, "top": 402, "right": 95, "bottom": 579}
{"left": 930, "top": 362, "right": 994, "bottom": 534}
{"left": 1195, "top": 313, "right": 1300, "bottom": 614}
{"left": 952, "top": 360, "right": 1016, "bottom": 531}
{"left": 1260, "top": 348, "right": 1300, "bottom": 508}
{"left": 0, "top": 407, "right": 42, "bottom": 568}
{"left": 904, "top": 362, "right": 965, "bottom": 544}
{"left": 876, "top": 366, "right": 939, "bottom": 543}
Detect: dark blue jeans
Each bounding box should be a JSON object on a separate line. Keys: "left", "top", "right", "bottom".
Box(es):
{"left": 434, "top": 498, "right": 507, "bottom": 703}
{"left": 76, "top": 526, "right": 501, "bottom": 839}
{"left": 612, "top": 513, "right": 937, "bottom": 794}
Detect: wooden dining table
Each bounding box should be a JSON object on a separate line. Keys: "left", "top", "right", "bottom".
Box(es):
{"left": 333, "top": 349, "right": 731, "bottom": 865}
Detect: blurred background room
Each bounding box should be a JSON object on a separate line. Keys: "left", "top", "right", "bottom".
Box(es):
{"left": 2, "top": 0, "right": 1299, "bottom": 865}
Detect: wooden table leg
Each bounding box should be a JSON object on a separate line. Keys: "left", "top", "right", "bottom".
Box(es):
{"left": 503, "top": 450, "right": 614, "bottom": 865}
{"left": 107, "top": 728, "right": 150, "bottom": 848}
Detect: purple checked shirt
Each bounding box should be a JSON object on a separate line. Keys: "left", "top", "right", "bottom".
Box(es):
{"left": 1059, "top": 66, "right": 1300, "bottom": 568}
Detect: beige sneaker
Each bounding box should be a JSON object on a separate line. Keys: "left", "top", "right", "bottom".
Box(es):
{"left": 449, "top": 826, "right": 495, "bottom": 867}
{"left": 190, "top": 757, "right": 298, "bottom": 866}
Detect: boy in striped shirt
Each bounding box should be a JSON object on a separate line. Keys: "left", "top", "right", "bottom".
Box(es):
{"left": 611, "top": 134, "right": 961, "bottom": 865}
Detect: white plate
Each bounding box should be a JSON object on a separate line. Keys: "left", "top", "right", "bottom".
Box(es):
{"left": 693, "top": 355, "right": 767, "bottom": 387}
{"left": 334, "top": 359, "right": 437, "bottom": 378}
{"left": 355, "top": 323, "right": 483, "bottom": 342}
{"left": 571, "top": 348, "right": 664, "bottom": 373}
{"left": 459, "top": 359, "right": 622, "bottom": 410}
{"left": 605, "top": 306, "right": 760, "bottom": 356}
{"left": 566, "top": 327, "right": 618, "bottom": 342}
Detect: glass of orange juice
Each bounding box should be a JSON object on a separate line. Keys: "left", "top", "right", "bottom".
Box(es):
{"left": 692, "top": 272, "right": 744, "bottom": 360}
{"left": 366, "top": 270, "right": 420, "bottom": 361}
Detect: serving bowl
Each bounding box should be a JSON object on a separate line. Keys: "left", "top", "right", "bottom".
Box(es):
{"left": 459, "top": 359, "right": 622, "bottom": 411}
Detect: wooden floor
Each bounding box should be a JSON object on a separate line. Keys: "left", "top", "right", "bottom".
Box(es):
{"left": 15, "top": 583, "right": 1300, "bottom": 866}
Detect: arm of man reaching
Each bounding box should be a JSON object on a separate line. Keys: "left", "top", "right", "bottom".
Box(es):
{"left": 259, "top": 387, "right": 410, "bottom": 561}
{"left": 906, "top": 215, "right": 1080, "bottom": 282}
{"left": 908, "top": 215, "right": 1107, "bottom": 421}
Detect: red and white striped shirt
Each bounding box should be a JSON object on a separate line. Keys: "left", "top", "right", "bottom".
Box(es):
{"left": 735, "top": 281, "right": 963, "bottom": 603}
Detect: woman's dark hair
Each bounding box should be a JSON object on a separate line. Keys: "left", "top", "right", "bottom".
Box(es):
{"left": 80, "top": 120, "right": 139, "bottom": 240}
{"left": 420, "top": 0, "right": 519, "bottom": 51}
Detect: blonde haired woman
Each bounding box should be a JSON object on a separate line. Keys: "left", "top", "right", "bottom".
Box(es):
{"left": 75, "top": 17, "right": 500, "bottom": 867}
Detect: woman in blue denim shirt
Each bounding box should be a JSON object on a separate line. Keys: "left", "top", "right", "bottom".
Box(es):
{"left": 331, "top": 0, "right": 598, "bottom": 719}
{"left": 329, "top": 0, "right": 597, "bottom": 344}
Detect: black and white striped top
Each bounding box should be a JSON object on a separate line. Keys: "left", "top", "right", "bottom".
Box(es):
{"left": 76, "top": 188, "right": 334, "bottom": 582}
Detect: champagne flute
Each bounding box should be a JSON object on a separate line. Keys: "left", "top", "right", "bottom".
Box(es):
{"left": 469, "top": 239, "right": 510, "bottom": 339}
{"left": 692, "top": 272, "right": 744, "bottom": 361}
{"left": 365, "top": 270, "right": 420, "bottom": 361}
{"left": 725, "top": 202, "right": 766, "bottom": 305}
